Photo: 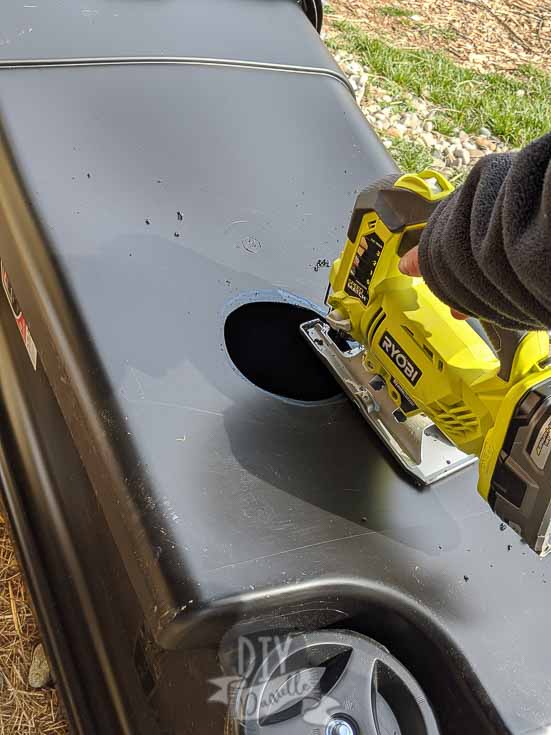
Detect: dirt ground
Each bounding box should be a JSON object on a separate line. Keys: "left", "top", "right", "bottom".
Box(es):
{"left": 0, "top": 517, "right": 67, "bottom": 734}
{"left": 326, "top": 0, "right": 551, "bottom": 73}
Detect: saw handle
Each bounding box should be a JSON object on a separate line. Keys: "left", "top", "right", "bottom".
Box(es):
{"left": 481, "top": 322, "right": 528, "bottom": 382}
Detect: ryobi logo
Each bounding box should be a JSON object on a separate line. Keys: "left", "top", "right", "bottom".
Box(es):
{"left": 380, "top": 331, "right": 422, "bottom": 386}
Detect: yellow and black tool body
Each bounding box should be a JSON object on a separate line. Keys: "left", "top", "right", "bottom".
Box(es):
{"left": 301, "top": 171, "right": 551, "bottom": 555}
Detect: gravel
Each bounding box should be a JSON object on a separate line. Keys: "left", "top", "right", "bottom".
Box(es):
{"left": 335, "top": 50, "right": 510, "bottom": 180}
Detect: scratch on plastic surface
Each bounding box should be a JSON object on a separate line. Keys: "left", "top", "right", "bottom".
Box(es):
{"left": 82, "top": 8, "right": 99, "bottom": 16}
{"left": 223, "top": 219, "right": 249, "bottom": 234}
{"left": 125, "top": 396, "right": 223, "bottom": 418}
{"left": 160, "top": 497, "right": 180, "bottom": 523}
{"left": 130, "top": 366, "right": 146, "bottom": 399}
{"left": 208, "top": 530, "right": 379, "bottom": 573}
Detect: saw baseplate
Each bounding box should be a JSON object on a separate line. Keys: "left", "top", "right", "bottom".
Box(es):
{"left": 301, "top": 318, "right": 477, "bottom": 485}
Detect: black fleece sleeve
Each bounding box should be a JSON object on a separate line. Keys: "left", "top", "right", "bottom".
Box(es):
{"left": 418, "top": 132, "right": 551, "bottom": 331}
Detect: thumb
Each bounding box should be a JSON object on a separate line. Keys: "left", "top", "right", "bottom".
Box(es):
{"left": 398, "top": 246, "right": 421, "bottom": 277}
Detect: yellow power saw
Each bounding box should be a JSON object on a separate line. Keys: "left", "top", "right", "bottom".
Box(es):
{"left": 301, "top": 170, "right": 551, "bottom": 556}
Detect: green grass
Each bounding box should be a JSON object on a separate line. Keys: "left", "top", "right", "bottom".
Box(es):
{"left": 332, "top": 19, "right": 551, "bottom": 147}
{"left": 387, "top": 139, "right": 433, "bottom": 173}
{"left": 379, "top": 5, "right": 412, "bottom": 17}
{"left": 431, "top": 113, "right": 456, "bottom": 137}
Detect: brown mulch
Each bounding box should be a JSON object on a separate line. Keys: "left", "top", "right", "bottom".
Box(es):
{"left": 0, "top": 515, "right": 67, "bottom": 734}
{"left": 326, "top": 0, "right": 551, "bottom": 74}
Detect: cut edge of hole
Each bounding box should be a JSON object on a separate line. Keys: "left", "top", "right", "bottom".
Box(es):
{"left": 224, "top": 301, "right": 343, "bottom": 404}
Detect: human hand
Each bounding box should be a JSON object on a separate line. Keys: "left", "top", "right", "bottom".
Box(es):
{"left": 398, "top": 246, "right": 468, "bottom": 321}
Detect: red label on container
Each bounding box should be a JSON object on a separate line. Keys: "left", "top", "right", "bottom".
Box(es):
{"left": 1, "top": 261, "right": 37, "bottom": 370}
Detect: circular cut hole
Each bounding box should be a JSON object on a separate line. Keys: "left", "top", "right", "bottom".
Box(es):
{"left": 224, "top": 302, "right": 341, "bottom": 402}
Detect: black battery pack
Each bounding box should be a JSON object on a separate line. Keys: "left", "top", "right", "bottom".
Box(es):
{"left": 489, "top": 378, "right": 551, "bottom": 556}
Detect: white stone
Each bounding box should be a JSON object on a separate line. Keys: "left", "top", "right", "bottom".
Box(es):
{"left": 420, "top": 132, "right": 435, "bottom": 147}
{"left": 459, "top": 148, "right": 471, "bottom": 165}
{"left": 405, "top": 113, "right": 420, "bottom": 129}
